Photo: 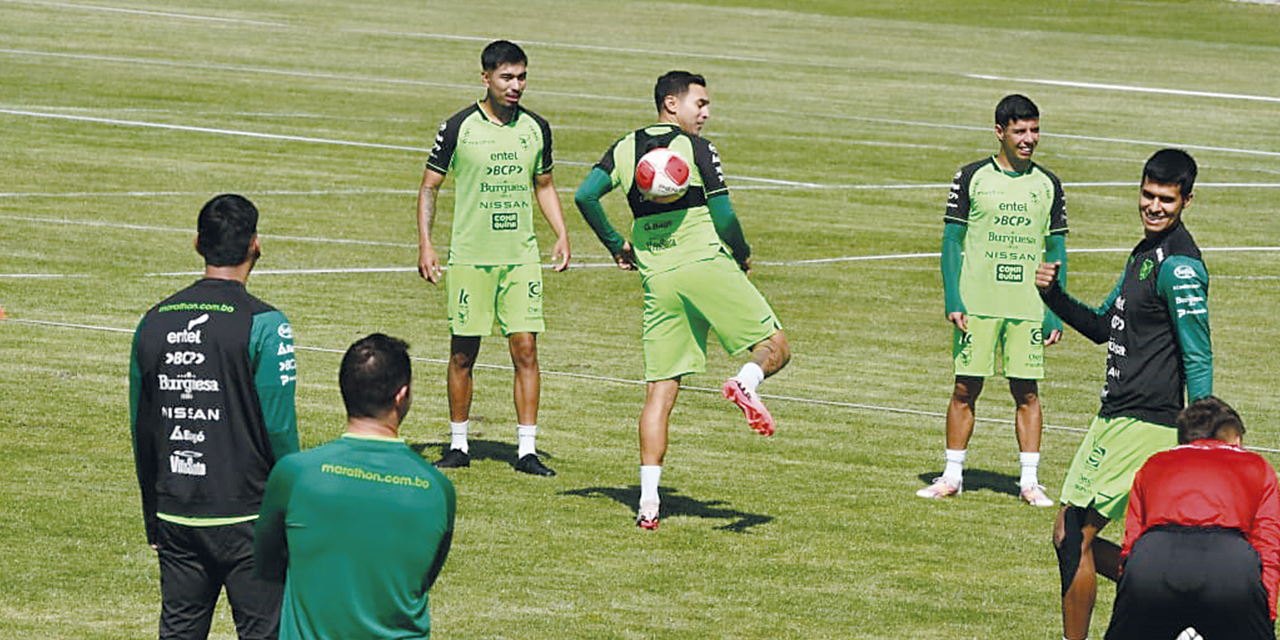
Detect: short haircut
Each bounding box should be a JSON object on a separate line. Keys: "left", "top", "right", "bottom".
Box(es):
{"left": 1143, "top": 148, "right": 1198, "bottom": 198}
{"left": 196, "top": 194, "right": 258, "bottom": 267}
{"left": 995, "top": 94, "right": 1039, "bottom": 128}
{"left": 339, "top": 333, "right": 412, "bottom": 419}
{"left": 654, "top": 70, "right": 706, "bottom": 112}
{"left": 1176, "top": 395, "right": 1245, "bottom": 444}
{"left": 481, "top": 40, "right": 527, "bottom": 71}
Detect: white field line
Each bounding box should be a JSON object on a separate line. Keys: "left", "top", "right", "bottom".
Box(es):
{"left": 2, "top": 0, "right": 288, "bottom": 26}
{"left": 13, "top": 316, "right": 1280, "bottom": 453}
{"left": 968, "top": 74, "right": 1280, "bottom": 105}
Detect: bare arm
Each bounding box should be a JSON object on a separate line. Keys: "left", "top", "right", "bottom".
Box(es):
{"left": 533, "top": 172, "right": 571, "bottom": 272}
{"left": 417, "top": 168, "right": 446, "bottom": 284}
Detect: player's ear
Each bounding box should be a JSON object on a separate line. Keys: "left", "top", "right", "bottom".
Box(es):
{"left": 662, "top": 94, "right": 678, "bottom": 115}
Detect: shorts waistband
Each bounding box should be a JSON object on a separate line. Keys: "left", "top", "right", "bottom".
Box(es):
{"left": 1148, "top": 524, "right": 1243, "bottom": 536}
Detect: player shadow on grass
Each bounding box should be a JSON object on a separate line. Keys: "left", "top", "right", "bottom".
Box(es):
{"left": 915, "top": 469, "right": 1022, "bottom": 498}
{"left": 410, "top": 440, "right": 554, "bottom": 471}
{"left": 560, "top": 486, "right": 773, "bottom": 533}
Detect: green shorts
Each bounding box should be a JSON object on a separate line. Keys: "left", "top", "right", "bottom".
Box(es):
{"left": 447, "top": 263, "right": 544, "bottom": 336}
{"left": 641, "top": 253, "right": 781, "bottom": 381}
{"left": 953, "top": 315, "right": 1044, "bottom": 380}
{"left": 1060, "top": 415, "right": 1177, "bottom": 521}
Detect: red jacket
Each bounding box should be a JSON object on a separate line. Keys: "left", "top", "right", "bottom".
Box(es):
{"left": 1122, "top": 439, "right": 1280, "bottom": 619}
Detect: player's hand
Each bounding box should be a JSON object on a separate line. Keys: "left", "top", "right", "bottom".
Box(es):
{"left": 551, "top": 235, "right": 571, "bottom": 273}
{"left": 418, "top": 245, "right": 443, "bottom": 284}
{"left": 1035, "top": 262, "right": 1060, "bottom": 292}
{"left": 947, "top": 311, "right": 967, "bottom": 332}
{"left": 1044, "top": 329, "right": 1062, "bottom": 346}
{"left": 738, "top": 256, "right": 752, "bottom": 276}
{"left": 614, "top": 241, "right": 637, "bottom": 271}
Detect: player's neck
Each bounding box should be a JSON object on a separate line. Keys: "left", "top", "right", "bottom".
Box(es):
{"left": 994, "top": 153, "right": 1030, "bottom": 175}
{"left": 480, "top": 98, "right": 516, "bottom": 125}
{"left": 346, "top": 416, "right": 399, "bottom": 439}
{"left": 204, "top": 263, "right": 251, "bottom": 285}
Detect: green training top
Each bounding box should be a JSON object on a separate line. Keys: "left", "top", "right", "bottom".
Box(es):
{"left": 255, "top": 434, "right": 456, "bottom": 640}
{"left": 944, "top": 157, "right": 1068, "bottom": 321}
{"left": 588, "top": 123, "right": 732, "bottom": 276}
{"left": 426, "top": 101, "right": 554, "bottom": 266}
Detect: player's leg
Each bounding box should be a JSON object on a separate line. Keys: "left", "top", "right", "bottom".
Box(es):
{"left": 1054, "top": 505, "right": 1110, "bottom": 640}
{"left": 508, "top": 331, "right": 553, "bottom": 476}
{"left": 687, "top": 255, "right": 785, "bottom": 436}
{"left": 156, "top": 521, "right": 221, "bottom": 640}
{"left": 918, "top": 375, "right": 982, "bottom": 499}
{"left": 1009, "top": 378, "right": 1051, "bottom": 506}
{"left": 497, "top": 263, "right": 552, "bottom": 476}
{"left": 637, "top": 378, "right": 680, "bottom": 529}
{"left": 1003, "top": 318, "right": 1050, "bottom": 504}
{"left": 438, "top": 265, "right": 500, "bottom": 468}
{"left": 220, "top": 521, "right": 282, "bottom": 640}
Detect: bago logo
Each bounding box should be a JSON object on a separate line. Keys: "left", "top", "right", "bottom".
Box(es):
{"left": 1173, "top": 265, "right": 1196, "bottom": 280}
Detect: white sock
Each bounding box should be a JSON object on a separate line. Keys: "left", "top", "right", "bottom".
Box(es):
{"left": 1020, "top": 452, "right": 1041, "bottom": 487}
{"left": 450, "top": 421, "right": 470, "bottom": 454}
{"left": 735, "top": 362, "right": 765, "bottom": 393}
{"left": 517, "top": 424, "right": 537, "bottom": 458}
{"left": 943, "top": 449, "right": 966, "bottom": 485}
{"left": 640, "top": 465, "right": 662, "bottom": 505}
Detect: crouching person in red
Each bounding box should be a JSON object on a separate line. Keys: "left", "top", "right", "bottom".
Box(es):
{"left": 1106, "top": 396, "right": 1280, "bottom": 640}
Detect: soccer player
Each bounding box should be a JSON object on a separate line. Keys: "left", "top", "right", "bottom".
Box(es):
{"left": 916, "top": 94, "right": 1067, "bottom": 507}
{"left": 574, "top": 70, "right": 791, "bottom": 530}
{"left": 129, "top": 194, "right": 298, "bottom": 639}
{"left": 255, "top": 334, "right": 456, "bottom": 640}
{"left": 1037, "top": 148, "right": 1212, "bottom": 640}
{"left": 416, "top": 39, "right": 571, "bottom": 476}
{"left": 1104, "top": 396, "right": 1279, "bottom": 640}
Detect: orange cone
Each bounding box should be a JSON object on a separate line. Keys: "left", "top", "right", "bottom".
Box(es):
{"left": 0, "top": 305, "right": 6, "bottom": 319}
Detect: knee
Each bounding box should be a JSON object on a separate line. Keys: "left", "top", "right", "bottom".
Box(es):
{"left": 952, "top": 377, "right": 983, "bottom": 405}
{"left": 1010, "top": 379, "right": 1040, "bottom": 407}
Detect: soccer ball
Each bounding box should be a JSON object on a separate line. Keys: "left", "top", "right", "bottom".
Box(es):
{"left": 635, "top": 147, "right": 691, "bottom": 204}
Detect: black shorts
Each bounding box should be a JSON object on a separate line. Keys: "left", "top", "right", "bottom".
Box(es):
{"left": 156, "top": 519, "right": 282, "bottom": 640}
{"left": 1105, "top": 527, "right": 1276, "bottom": 640}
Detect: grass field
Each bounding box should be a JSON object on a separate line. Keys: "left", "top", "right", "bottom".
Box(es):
{"left": 2, "top": 0, "right": 1279, "bottom": 638}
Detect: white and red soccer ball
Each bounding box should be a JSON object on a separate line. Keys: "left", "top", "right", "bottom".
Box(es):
{"left": 635, "top": 147, "right": 691, "bottom": 203}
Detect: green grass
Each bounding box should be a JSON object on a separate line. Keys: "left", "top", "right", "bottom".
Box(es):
{"left": 2, "top": 0, "right": 1279, "bottom": 638}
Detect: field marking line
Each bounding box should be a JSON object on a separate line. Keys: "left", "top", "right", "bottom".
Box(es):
{"left": 4, "top": 47, "right": 1280, "bottom": 161}
{"left": 0, "top": 0, "right": 288, "bottom": 26}
{"left": 12, "top": 316, "right": 1280, "bottom": 453}
{"left": 968, "top": 73, "right": 1280, "bottom": 104}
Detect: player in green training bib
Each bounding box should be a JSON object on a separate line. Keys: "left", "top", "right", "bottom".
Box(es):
{"left": 256, "top": 334, "right": 455, "bottom": 640}
{"left": 917, "top": 94, "right": 1069, "bottom": 507}
{"left": 415, "top": 40, "right": 570, "bottom": 477}
{"left": 576, "top": 71, "right": 791, "bottom": 530}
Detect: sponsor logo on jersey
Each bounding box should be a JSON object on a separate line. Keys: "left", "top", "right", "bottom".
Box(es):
{"left": 997, "top": 202, "right": 1028, "bottom": 213}
{"left": 278, "top": 343, "right": 294, "bottom": 356}
{"left": 491, "top": 212, "right": 518, "bottom": 230}
{"left": 479, "top": 182, "right": 528, "bottom": 194}
{"left": 1085, "top": 444, "right": 1106, "bottom": 470}
{"left": 1115, "top": 296, "right": 1126, "bottom": 312}
{"left": 161, "top": 406, "right": 222, "bottom": 422}
{"left": 987, "top": 232, "right": 1037, "bottom": 244}
{"left": 164, "top": 351, "right": 206, "bottom": 366}
{"left": 1139, "top": 259, "right": 1155, "bottom": 281}
{"left": 1107, "top": 340, "right": 1127, "bottom": 357}
{"left": 986, "top": 251, "right": 1038, "bottom": 262}
{"left": 485, "top": 164, "right": 524, "bottom": 176}
{"left": 528, "top": 282, "right": 542, "bottom": 298}
{"left": 1111, "top": 316, "right": 1126, "bottom": 331}
{"left": 1030, "top": 328, "right": 1043, "bottom": 345}
{"left": 279, "top": 358, "right": 297, "bottom": 373}
{"left": 1173, "top": 265, "right": 1196, "bottom": 280}
{"left": 158, "top": 373, "right": 220, "bottom": 400}
{"left": 995, "top": 263, "right": 1024, "bottom": 283}
{"left": 279, "top": 373, "right": 297, "bottom": 386}
{"left": 169, "top": 425, "right": 206, "bottom": 444}
{"left": 1177, "top": 307, "right": 1207, "bottom": 319}
{"left": 1176, "top": 295, "right": 1204, "bottom": 306}
{"left": 169, "top": 450, "right": 207, "bottom": 476}
{"left": 277, "top": 323, "right": 293, "bottom": 340}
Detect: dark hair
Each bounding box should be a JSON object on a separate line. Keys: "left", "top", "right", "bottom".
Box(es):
{"left": 654, "top": 70, "right": 706, "bottom": 112}
{"left": 1143, "top": 148, "right": 1198, "bottom": 198}
{"left": 1176, "top": 396, "right": 1245, "bottom": 444}
{"left": 481, "top": 40, "right": 527, "bottom": 71}
{"left": 339, "top": 333, "right": 412, "bottom": 419}
{"left": 994, "top": 94, "right": 1039, "bottom": 128}
{"left": 196, "top": 194, "right": 258, "bottom": 267}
